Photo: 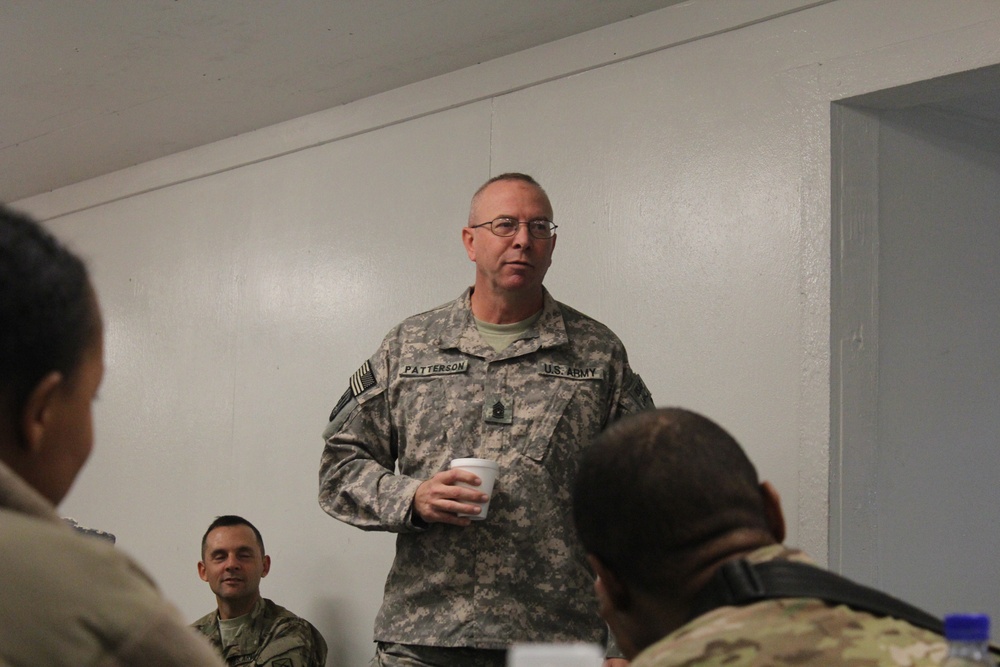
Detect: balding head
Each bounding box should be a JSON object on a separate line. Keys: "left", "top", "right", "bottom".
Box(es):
{"left": 468, "top": 173, "right": 551, "bottom": 226}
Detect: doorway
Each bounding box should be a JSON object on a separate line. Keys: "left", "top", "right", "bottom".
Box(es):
{"left": 831, "top": 64, "right": 1000, "bottom": 620}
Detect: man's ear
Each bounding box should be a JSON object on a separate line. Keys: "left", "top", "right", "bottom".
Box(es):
{"left": 760, "top": 481, "right": 786, "bottom": 543}
{"left": 587, "top": 554, "right": 631, "bottom": 611}
{"left": 261, "top": 554, "right": 271, "bottom": 578}
{"left": 462, "top": 227, "right": 476, "bottom": 262}
{"left": 19, "top": 371, "right": 64, "bottom": 452}
{"left": 197, "top": 561, "right": 209, "bottom": 582}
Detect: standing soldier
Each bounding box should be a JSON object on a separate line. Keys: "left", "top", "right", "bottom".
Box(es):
{"left": 319, "top": 173, "right": 653, "bottom": 666}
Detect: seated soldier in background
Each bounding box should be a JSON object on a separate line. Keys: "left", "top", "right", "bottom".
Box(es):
{"left": 572, "top": 407, "right": 951, "bottom": 666}
{"left": 194, "top": 515, "right": 328, "bottom": 667}
{"left": 0, "top": 205, "right": 224, "bottom": 666}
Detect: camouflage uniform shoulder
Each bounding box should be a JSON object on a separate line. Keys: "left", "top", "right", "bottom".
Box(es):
{"left": 633, "top": 575, "right": 947, "bottom": 666}
{"left": 257, "top": 599, "right": 328, "bottom": 667}
{"left": 397, "top": 291, "right": 465, "bottom": 324}
{"left": 384, "top": 290, "right": 470, "bottom": 345}
{"left": 191, "top": 609, "right": 219, "bottom": 635}
{"left": 324, "top": 294, "right": 467, "bottom": 430}
{"left": 546, "top": 293, "right": 653, "bottom": 411}
{"left": 260, "top": 598, "right": 297, "bottom": 618}
{"left": 259, "top": 598, "right": 314, "bottom": 630}
{"left": 393, "top": 291, "right": 467, "bottom": 328}
{"left": 745, "top": 543, "right": 812, "bottom": 565}
{"left": 550, "top": 297, "right": 625, "bottom": 346}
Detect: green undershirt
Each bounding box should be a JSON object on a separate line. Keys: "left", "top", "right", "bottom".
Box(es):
{"left": 218, "top": 613, "right": 250, "bottom": 647}
{"left": 474, "top": 309, "right": 542, "bottom": 353}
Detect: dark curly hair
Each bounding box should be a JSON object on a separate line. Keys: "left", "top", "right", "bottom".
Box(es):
{"left": 0, "top": 205, "right": 98, "bottom": 424}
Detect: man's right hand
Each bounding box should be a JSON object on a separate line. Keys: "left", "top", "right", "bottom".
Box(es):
{"left": 412, "top": 469, "right": 489, "bottom": 525}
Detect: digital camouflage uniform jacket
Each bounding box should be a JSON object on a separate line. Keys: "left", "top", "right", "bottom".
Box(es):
{"left": 319, "top": 288, "right": 653, "bottom": 650}
{"left": 631, "top": 544, "right": 949, "bottom": 667}
{"left": 192, "top": 598, "right": 327, "bottom": 667}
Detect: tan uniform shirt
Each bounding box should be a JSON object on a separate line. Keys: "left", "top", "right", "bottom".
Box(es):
{"left": 0, "top": 460, "right": 224, "bottom": 667}
{"left": 320, "top": 288, "right": 653, "bottom": 650}
{"left": 632, "top": 545, "right": 949, "bottom": 667}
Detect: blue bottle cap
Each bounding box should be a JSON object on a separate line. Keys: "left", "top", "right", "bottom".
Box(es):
{"left": 945, "top": 614, "right": 990, "bottom": 641}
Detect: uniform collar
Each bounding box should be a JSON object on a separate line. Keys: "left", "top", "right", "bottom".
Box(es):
{"left": 436, "top": 287, "right": 568, "bottom": 356}
{"left": 0, "top": 459, "right": 64, "bottom": 525}
{"left": 216, "top": 596, "right": 267, "bottom": 624}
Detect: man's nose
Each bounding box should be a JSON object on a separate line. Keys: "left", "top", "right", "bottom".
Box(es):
{"left": 511, "top": 222, "right": 533, "bottom": 248}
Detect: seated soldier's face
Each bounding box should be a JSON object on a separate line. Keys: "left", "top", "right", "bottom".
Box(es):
{"left": 199, "top": 524, "right": 269, "bottom": 603}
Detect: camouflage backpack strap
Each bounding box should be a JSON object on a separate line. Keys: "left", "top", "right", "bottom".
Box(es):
{"left": 690, "top": 558, "right": 945, "bottom": 637}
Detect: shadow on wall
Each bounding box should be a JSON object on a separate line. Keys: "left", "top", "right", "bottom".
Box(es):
{"left": 315, "top": 597, "right": 347, "bottom": 667}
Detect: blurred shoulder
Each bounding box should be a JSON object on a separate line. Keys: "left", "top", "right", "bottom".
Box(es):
{"left": 633, "top": 599, "right": 947, "bottom": 667}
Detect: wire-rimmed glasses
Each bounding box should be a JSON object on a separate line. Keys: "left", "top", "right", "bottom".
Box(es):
{"left": 469, "top": 217, "right": 557, "bottom": 239}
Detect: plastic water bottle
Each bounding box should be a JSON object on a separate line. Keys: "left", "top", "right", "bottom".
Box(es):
{"left": 942, "top": 614, "right": 996, "bottom": 666}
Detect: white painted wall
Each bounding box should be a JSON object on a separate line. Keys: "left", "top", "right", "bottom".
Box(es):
{"left": 14, "top": 1, "right": 1000, "bottom": 664}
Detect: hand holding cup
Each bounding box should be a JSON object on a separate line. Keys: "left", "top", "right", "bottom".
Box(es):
{"left": 412, "top": 461, "right": 496, "bottom": 525}
{"left": 448, "top": 458, "right": 499, "bottom": 520}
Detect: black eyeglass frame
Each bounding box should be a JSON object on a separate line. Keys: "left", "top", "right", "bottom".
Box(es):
{"left": 468, "top": 217, "right": 558, "bottom": 239}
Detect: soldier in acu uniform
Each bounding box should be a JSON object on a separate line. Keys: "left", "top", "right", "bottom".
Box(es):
{"left": 319, "top": 173, "right": 653, "bottom": 667}
{"left": 573, "top": 407, "right": 952, "bottom": 667}
{"left": 193, "top": 515, "right": 327, "bottom": 667}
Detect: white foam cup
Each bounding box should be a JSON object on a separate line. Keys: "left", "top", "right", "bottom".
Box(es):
{"left": 507, "top": 643, "right": 603, "bottom": 667}
{"left": 449, "top": 458, "right": 499, "bottom": 520}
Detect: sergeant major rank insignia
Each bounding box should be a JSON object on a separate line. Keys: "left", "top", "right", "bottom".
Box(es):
{"left": 484, "top": 395, "right": 513, "bottom": 425}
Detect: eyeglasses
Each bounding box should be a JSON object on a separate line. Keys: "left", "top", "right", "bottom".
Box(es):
{"left": 469, "top": 217, "right": 558, "bottom": 239}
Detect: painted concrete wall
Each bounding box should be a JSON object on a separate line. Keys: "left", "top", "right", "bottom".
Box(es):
{"left": 14, "top": 0, "right": 1000, "bottom": 663}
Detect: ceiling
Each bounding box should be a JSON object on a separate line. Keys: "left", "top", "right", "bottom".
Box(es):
{"left": 1, "top": 0, "right": 686, "bottom": 203}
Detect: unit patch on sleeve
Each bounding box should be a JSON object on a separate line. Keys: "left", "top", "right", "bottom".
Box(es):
{"left": 624, "top": 369, "right": 654, "bottom": 409}
{"left": 327, "top": 387, "right": 353, "bottom": 423}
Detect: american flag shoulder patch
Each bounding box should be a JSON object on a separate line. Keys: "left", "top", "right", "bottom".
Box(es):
{"left": 326, "top": 360, "right": 378, "bottom": 424}
{"left": 350, "top": 360, "right": 377, "bottom": 397}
